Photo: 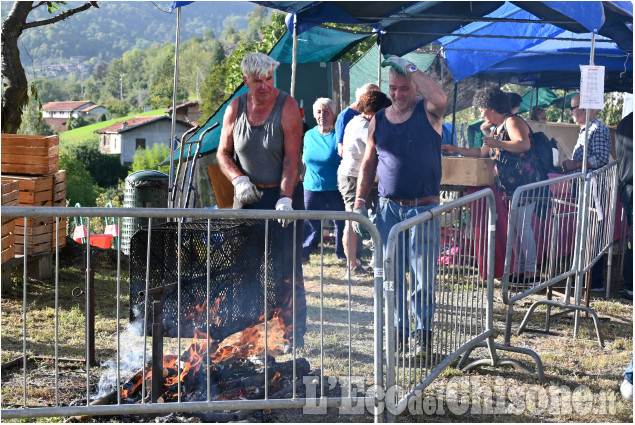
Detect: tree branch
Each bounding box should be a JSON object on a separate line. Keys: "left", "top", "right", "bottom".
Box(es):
{"left": 22, "top": 2, "right": 96, "bottom": 30}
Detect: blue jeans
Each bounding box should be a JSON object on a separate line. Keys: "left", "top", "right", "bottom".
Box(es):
{"left": 376, "top": 197, "right": 440, "bottom": 331}
{"left": 303, "top": 189, "right": 346, "bottom": 260}
{"left": 625, "top": 359, "right": 633, "bottom": 384}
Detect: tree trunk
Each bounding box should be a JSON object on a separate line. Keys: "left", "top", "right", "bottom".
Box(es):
{"left": 1, "top": 1, "right": 32, "bottom": 134}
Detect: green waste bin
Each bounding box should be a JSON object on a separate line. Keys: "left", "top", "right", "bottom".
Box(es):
{"left": 121, "top": 170, "right": 169, "bottom": 255}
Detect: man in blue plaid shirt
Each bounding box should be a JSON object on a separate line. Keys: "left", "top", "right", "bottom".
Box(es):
{"left": 562, "top": 93, "right": 612, "bottom": 293}
{"left": 562, "top": 93, "right": 611, "bottom": 173}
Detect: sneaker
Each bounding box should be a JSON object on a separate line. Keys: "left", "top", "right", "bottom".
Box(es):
{"left": 621, "top": 379, "right": 633, "bottom": 401}
{"left": 342, "top": 265, "right": 366, "bottom": 280}
{"left": 411, "top": 329, "right": 433, "bottom": 352}
{"left": 621, "top": 289, "right": 633, "bottom": 300}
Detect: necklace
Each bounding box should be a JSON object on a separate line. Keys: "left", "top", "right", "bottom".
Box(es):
{"left": 391, "top": 104, "right": 412, "bottom": 116}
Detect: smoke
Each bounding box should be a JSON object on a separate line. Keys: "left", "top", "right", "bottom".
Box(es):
{"left": 94, "top": 306, "right": 146, "bottom": 399}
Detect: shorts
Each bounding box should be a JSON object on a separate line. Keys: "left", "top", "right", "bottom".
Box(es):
{"left": 338, "top": 173, "right": 357, "bottom": 212}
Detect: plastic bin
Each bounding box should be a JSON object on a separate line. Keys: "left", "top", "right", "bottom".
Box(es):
{"left": 121, "top": 170, "right": 169, "bottom": 255}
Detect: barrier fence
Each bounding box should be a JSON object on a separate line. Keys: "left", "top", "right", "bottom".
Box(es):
{"left": 491, "top": 163, "right": 619, "bottom": 380}
{"left": 382, "top": 189, "right": 499, "bottom": 420}
{"left": 1, "top": 207, "right": 384, "bottom": 421}
{"left": 0, "top": 166, "right": 625, "bottom": 420}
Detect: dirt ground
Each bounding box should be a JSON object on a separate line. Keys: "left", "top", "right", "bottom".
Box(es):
{"left": 0, "top": 239, "right": 633, "bottom": 423}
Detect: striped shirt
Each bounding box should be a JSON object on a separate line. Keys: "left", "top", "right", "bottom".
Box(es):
{"left": 571, "top": 117, "right": 611, "bottom": 172}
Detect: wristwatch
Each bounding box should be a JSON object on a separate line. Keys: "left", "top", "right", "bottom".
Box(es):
{"left": 407, "top": 64, "right": 418, "bottom": 74}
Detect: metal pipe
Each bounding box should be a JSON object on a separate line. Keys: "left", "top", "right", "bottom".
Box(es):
{"left": 291, "top": 15, "right": 297, "bottom": 98}
{"left": 151, "top": 300, "right": 164, "bottom": 403}
{"left": 168, "top": 6, "right": 182, "bottom": 208}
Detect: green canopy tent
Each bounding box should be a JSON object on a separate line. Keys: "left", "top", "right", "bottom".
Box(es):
{"left": 168, "top": 25, "right": 372, "bottom": 208}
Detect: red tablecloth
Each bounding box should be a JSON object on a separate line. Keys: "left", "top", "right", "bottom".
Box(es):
{"left": 466, "top": 178, "right": 624, "bottom": 278}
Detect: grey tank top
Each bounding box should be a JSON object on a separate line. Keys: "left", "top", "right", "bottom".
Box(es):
{"left": 233, "top": 91, "right": 287, "bottom": 185}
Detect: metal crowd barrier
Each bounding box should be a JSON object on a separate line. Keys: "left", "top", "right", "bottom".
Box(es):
{"left": 1, "top": 207, "right": 384, "bottom": 421}
{"left": 382, "top": 189, "right": 499, "bottom": 420}
{"left": 498, "top": 162, "right": 618, "bottom": 366}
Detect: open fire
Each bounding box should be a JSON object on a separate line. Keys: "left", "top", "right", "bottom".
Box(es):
{"left": 119, "top": 307, "right": 309, "bottom": 403}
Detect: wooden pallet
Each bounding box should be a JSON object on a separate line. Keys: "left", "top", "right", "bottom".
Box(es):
{"left": 1, "top": 134, "right": 59, "bottom": 175}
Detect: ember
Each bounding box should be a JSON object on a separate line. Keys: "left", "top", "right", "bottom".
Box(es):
{"left": 119, "top": 308, "right": 309, "bottom": 403}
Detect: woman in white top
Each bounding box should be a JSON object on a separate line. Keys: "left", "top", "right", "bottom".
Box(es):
{"left": 337, "top": 90, "right": 391, "bottom": 278}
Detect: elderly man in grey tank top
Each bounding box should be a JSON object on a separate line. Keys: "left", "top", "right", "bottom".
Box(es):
{"left": 217, "top": 52, "right": 306, "bottom": 352}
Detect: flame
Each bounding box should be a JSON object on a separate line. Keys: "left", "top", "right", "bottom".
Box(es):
{"left": 210, "top": 308, "right": 289, "bottom": 363}
{"left": 120, "top": 306, "right": 291, "bottom": 402}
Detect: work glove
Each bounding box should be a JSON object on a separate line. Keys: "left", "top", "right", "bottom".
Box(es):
{"left": 352, "top": 201, "right": 369, "bottom": 238}
{"left": 232, "top": 176, "right": 262, "bottom": 204}
{"left": 381, "top": 54, "right": 417, "bottom": 75}
{"left": 275, "top": 196, "right": 293, "bottom": 227}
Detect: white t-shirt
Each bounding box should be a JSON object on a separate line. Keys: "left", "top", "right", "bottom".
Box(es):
{"left": 338, "top": 115, "right": 370, "bottom": 178}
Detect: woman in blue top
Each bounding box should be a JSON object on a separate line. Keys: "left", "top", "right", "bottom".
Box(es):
{"left": 302, "top": 98, "right": 346, "bottom": 263}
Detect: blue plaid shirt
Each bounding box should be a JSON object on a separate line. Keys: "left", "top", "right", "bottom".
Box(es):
{"left": 571, "top": 117, "right": 611, "bottom": 172}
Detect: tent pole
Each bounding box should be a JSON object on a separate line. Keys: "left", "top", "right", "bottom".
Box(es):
{"left": 574, "top": 31, "right": 596, "bottom": 339}
{"left": 561, "top": 90, "right": 567, "bottom": 122}
{"left": 168, "top": 6, "right": 182, "bottom": 209}
{"left": 291, "top": 15, "right": 298, "bottom": 98}
{"left": 451, "top": 82, "right": 458, "bottom": 145}
{"left": 377, "top": 35, "right": 382, "bottom": 90}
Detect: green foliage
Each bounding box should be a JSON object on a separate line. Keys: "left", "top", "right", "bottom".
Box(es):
{"left": 66, "top": 115, "right": 94, "bottom": 130}
{"left": 131, "top": 144, "right": 170, "bottom": 174}
{"left": 18, "top": 95, "right": 54, "bottom": 136}
{"left": 597, "top": 92, "right": 625, "bottom": 126}
{"left": 104, "top": 98, "right": 129, "bottom": 118}
{"left": 59, "top": 152, "right": 101, "bottom": 207}
{"left": 8, "top": 2, "right": 256, "bottom": 66}
{"left": 63, "top": 139, "right": 128, "bottom": 187}
{"left": 149, "top": 54, "right": 187, "bottom": 109}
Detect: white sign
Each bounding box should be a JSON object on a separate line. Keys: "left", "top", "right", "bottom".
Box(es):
{"left": 579, "top": 65, "right": 605, "bottom": 109}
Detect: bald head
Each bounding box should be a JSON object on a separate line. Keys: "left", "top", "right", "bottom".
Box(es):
{"left": 355, "top": 83, "right": 380, "bottom": 101}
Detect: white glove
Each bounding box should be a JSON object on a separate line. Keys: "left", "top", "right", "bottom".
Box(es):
{"left": 352, "top": 202, "right": 368, "bottom": 238}
{"left": 232, "top": 175, "right": 262, "bottom": 204}
{"left": 275, "top": 196, "right": 293, "bottom": 227}
{"left": 381, "top": 54, "right": 417, "bottom": 75}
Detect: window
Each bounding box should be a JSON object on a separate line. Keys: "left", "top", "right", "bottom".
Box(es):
{"left": 135, "top": 138, "right": 146, "bottom": 150}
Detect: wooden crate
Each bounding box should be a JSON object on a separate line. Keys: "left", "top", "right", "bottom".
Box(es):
{"left": 53, "top": 170, "right": 66, "bottom": 202}
{"left": 1, "top": 178, "right": 19, "bottom": 228}
{"left": 1, "top": 134, "right": 59, "bottom": 175}
{"left": 2, "top": 174, "right": 54, "bottom": 206}
{"left": 51, "top": 217, "right": 67, "bottom": 249}
{"left": 441, "top": 157, "right": 495, "bottom": 187}
{"left": 1, "top": 217, "right": 15, "bottom": 264}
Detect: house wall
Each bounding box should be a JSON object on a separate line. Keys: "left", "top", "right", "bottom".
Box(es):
{"left": 43, "top": 110, "right": 71, "bottom": 119}
{"left": 78, "top": 106, "right": 108, "bottom": 121}
{"left": 119, "top": 120, "right": 191, "bottom": 165}
{"left": 99, "top": 133, "right": 121, "bottom": 156}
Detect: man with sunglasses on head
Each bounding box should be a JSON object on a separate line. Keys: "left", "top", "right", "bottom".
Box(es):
{"left": 562, "top": 93, "right": 611, "bottom": 174}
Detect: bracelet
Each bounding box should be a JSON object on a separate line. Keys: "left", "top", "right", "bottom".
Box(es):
{"left": 279, "top": 195, "right": 291, "bottom": 200}
{"left": 355, "top": 198, "right": 366, "bottom": 204}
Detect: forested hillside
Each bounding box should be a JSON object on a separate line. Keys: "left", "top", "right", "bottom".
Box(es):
{"left": 0, "top": 1, "right": 254, "bottom": 69}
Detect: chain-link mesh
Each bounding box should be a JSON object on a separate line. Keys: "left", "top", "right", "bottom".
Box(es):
{"left": 129, "top": 219, "right": 290, "bottom": 339}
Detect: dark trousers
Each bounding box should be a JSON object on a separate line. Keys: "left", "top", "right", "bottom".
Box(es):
{"left": 234, "top": 184, "right": 306, "bottom": 339}
{"left": 302, "top": 189, "right": 346, "bottom": 261}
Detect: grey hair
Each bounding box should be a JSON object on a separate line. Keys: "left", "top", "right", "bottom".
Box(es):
{"left": 313, "top": 97, "right": 336, "bottom": 117}
{"left": 355, "top": 83, "right": 380, "bottom": 101}
{"left": 241, "top": 53, "right": 280, "bottom": 79}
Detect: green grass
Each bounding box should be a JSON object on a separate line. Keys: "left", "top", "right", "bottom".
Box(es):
{"left": 59, "top": 108, "right": 167, "bottom": 145}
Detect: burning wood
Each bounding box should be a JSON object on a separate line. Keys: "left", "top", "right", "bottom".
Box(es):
{"left": 118, "top": 308, "right": 309, "bottom": 404}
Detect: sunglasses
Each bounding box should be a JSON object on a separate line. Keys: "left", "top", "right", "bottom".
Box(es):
{"left": 570, "top": 105, "right": 580, "bottom": 112}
